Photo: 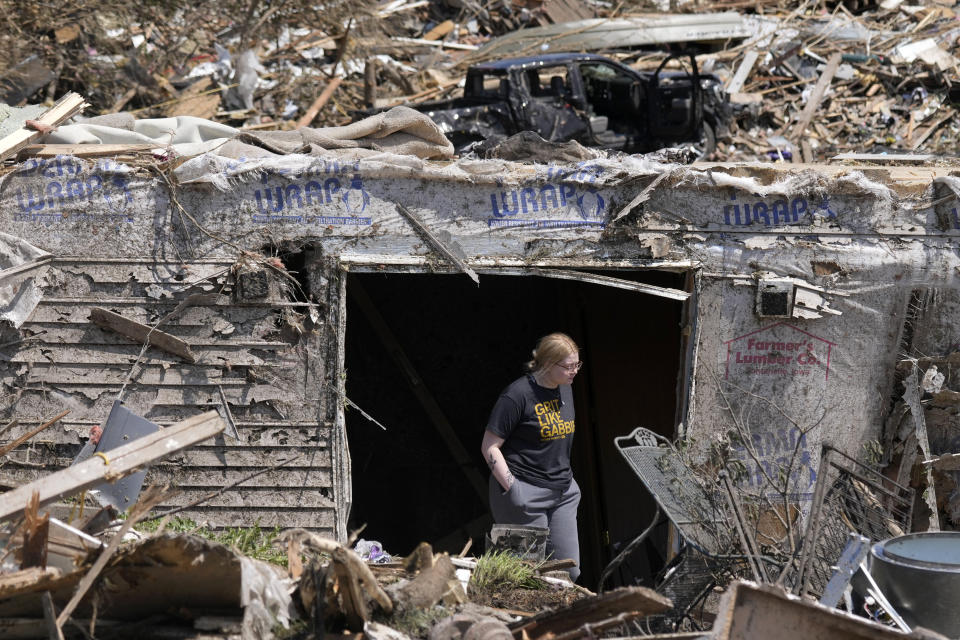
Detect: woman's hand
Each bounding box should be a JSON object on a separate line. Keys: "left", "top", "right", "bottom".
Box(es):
{"left": 481, "top": 430, "right": 515, "bottom": 492}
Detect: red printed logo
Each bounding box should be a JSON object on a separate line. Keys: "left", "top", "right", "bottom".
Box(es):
{"left": 725, "top": 322, "right": 835, "bottom": 380}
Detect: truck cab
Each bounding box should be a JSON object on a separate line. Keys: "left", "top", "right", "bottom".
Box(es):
{"left": 405, "top": 52, "right": 726, "bottom": 156}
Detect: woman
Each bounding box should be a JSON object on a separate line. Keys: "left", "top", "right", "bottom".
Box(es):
{"left": 481, "top": 332, "right": 582, "bottom": 581}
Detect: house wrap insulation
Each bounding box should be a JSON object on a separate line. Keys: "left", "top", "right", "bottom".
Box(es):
{"left": 2, "top": 132, "right": 960, "bottom": 533}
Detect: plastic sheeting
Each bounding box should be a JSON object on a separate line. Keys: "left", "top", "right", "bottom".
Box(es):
{"left": 0, "top": 232, "right": 50, "bottom": 328}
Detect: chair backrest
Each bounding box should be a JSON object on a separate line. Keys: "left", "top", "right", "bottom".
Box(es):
{"left": 615, "top": 427, "right": 732, "bottom": 555}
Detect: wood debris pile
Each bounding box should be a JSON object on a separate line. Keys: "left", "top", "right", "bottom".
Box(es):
{"left": 3, "top": 1, "right": 959, "bottom": 162}
{"left": 0, "top": 0, "right": 599, "bottom": 132}
{"left": 700, "top": 0, "right": 960, "bottom": 162}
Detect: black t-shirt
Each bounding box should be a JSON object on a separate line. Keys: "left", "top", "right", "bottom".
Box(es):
{"left": 486, "top": 375, "right": 575, "bottom": 490}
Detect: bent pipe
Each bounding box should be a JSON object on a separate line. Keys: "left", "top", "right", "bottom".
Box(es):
{"left": 598, "top": 503, "right": 664, "bottom": 593}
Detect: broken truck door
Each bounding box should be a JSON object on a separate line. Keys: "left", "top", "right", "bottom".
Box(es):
{"left": 575, "top": 60, "right": 644, "bottom": 151}
{"left": 647, "top": 53, "right": 702, "bottom": 144}
{"left": 516, "top": 64, "right": 589, "bottom": 143}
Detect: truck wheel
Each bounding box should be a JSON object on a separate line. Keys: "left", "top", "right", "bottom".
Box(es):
{"left": 692, "top": 121, "right": 716, "bottom": 160}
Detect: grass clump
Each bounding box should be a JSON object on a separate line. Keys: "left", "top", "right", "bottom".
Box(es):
{"left": 136, "top": 516, "right": 287, "bottom": 566}
{"left": 469, "top": 550, "right": 546, "bottom": 592}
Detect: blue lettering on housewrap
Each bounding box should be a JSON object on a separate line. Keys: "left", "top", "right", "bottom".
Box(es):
{"left": 722, "top": 193, "right": 839, "bottom": 226}
{"left": 252, "top": 173, "right": 369, "bottom": 218}
{"left": 14, "top": 158, "right": 132, "bottom": 215}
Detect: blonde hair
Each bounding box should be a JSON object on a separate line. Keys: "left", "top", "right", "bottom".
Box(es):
{"left": 525, "top": 332, "right": 579, "bottom": 373}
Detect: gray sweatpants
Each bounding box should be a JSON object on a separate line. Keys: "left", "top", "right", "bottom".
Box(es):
{"left": 488, "top": 475, "right": 581, "bottom": 582}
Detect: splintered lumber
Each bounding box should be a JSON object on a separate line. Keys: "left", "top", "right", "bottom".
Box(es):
{"left": 509, "top": 587, "right": 671, "bottom": 640}
{"left": 395, "top": 203, "right": 479, "bottom": 284}
{"left": 18, "top": 144, "right": 158, "bottom": 159}
{"left": 333, "top": 547, "right": 369, "bottom": 630}
{"left": 0, "top": 92, "right": 88, "bottom": 163}
{"left": 56, "top": 487, "right": 170, "bottom": 628}
{"left": 903, "top": 367, "right": 940, "bottom": 531}
{"left": 296, "top": 77, "right": 344, "bottom": 128}
{"left": 0, "top": 411, "right": 224, "bottom": 522}
{"left": 395, "top": 554, "right": 455, "bottom": 609}
{"left": 0, "top": 410, "right": 69, "bottom": 457}
{"left": 790, "top": 53, "right": 842, "bottom": 141}
{"left": 726, "top": 50, "right": 760, "bottom": 94}
{"left": 21, "top": 492, "right": 49, "bottom": 570}
{"left": 0, "top": 568, "right": 62, "bottom": 599}
{"left": 283, "top": 529, "right": 393, "bottom": 614}
{"left": 423, "top": 20, "right": 455, "bottom": 41}
{"left": 89, "top": 307, "right": 195, "bottom": 363}
{"left": 0, "top": 255, "right": 52, "bottom": 284}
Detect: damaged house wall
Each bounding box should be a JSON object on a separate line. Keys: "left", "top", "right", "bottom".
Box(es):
{"left": 1, "top": 148, "right": 960, "bottom": 554}
{"left": 641, "top": 164, "right": 960, "bottom": 505}
{"left": 0, "top": 157, "right": 340, "bottom": 536}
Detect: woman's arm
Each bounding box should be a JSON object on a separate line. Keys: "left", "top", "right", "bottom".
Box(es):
{"left": 481, "top": 429, "right": 515, "bottom": 492}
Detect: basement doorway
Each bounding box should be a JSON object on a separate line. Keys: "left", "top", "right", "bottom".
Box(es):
{"left": 343, "top": 268, "right": 691, "bottom": 588}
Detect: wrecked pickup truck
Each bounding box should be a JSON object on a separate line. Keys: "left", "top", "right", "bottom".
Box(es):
{"left": 413, "top": 52, "right": 729, "bottom": 156}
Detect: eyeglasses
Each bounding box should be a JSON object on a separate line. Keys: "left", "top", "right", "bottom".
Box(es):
{"left": 554, "top": 360, "right": 583, "bottom": 372}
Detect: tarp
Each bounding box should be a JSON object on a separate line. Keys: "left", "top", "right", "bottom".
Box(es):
{"left": 44, "top": 106, "right": 455, "bottom": 160}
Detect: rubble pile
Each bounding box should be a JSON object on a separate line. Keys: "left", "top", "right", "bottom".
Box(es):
{"left": 701, "top": 0, "right": 960, "bottom": 162}
{"left": 2, "top": 0, "right": 960, "bottom": 162}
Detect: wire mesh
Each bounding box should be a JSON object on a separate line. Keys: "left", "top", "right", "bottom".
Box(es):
{"left": 796, "top": 446, "right": 914, "bottom": 598}
{"left": 617, "top": 428, "right": 734, "bottom": 555}
{"left": 615, "top": 427, "right": 746, "bottom": 630}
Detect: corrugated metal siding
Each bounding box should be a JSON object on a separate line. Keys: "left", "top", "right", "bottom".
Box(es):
{"left": 0, "top": 257, "right": 335, "bottom": 534}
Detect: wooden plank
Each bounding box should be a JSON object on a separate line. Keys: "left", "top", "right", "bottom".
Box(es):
{"left": 423, "top": 20, "right": 455, "bottom": 41}
{"left": 15, "top": 327, "right": 293, "bottom": 348}
{"left": 790, "top": 53, "right": 842, "bottom": 141}
{"left": 532, "top": 268, "right": 689, "bottom": 301}
{"left": 831, "top": 153, "right": 935, "bottom": 163}
{"left": 166, "top": 448, "right": 330, "bottom": 467}
{"left": 17, "top": 144, "right": 157, "bottom": 159}
{"left": 9, "top": 346, "right": 287, "bottom": 366}
{"left": 0, "top": 411, "right": 224, "bottom": 521}
{"left": 726, "top": 50, "right": 759, "bottom": 94}
{"left": 396, "top": 204, "right": 478, "bottom": 285}
{"left": 26, "top": 306, "right": 275, "bottom": 326}
{"left": 0, "top": 256, "right": 52, "bottom": 285}
{"left": 911, "top": 107, "right": 955, "bottom": 150}
{"left": 509, "top": 587, "right": 672, "bottom": 640}
{"left": 903, "top": 368, "right": 940, "bottom": 531}
{"left": 0, "top": 568, "right": 62, "bottom": 599}
{"left": 0, "top": 423, "right": 327, "bottom": 447}
{"left": 0, "top": 411, "right": 69, "bottom": 457}
{"left": 88, "top": 307, "right": 196, "bottom": 363}
{"left": 0, "top": 93, "right": 88, "bottom": 164}
{"left": 297, "top": 77, "right": 344, "bottom": 129}
{"left": 41, "top": 592, "right": 64, "bottom": 640}
{"left": 3, "top": 467, "right": 333, "bottom": 489}
{"left": 166, "top": 77, "right": 220, "bottom": 119}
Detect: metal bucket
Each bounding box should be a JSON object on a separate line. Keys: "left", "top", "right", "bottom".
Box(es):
{"left": 869, "top": 532, "right": 960, "bottom": 636}
{"left": 486, "top": 524, "right": 549, "bottom": 562}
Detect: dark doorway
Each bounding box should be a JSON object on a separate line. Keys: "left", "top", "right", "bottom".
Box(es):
{"left": 343, "top": 270, "right": 686, "bottom": 587}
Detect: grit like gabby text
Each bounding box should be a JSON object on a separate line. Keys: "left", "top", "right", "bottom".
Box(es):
{"left": 535, "top": 399, "right": 575, "bottom": 441}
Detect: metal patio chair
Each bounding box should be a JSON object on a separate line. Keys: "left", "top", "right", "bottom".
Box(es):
{"left": 602, "top": 426, "right": 754, "bottom": 631}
